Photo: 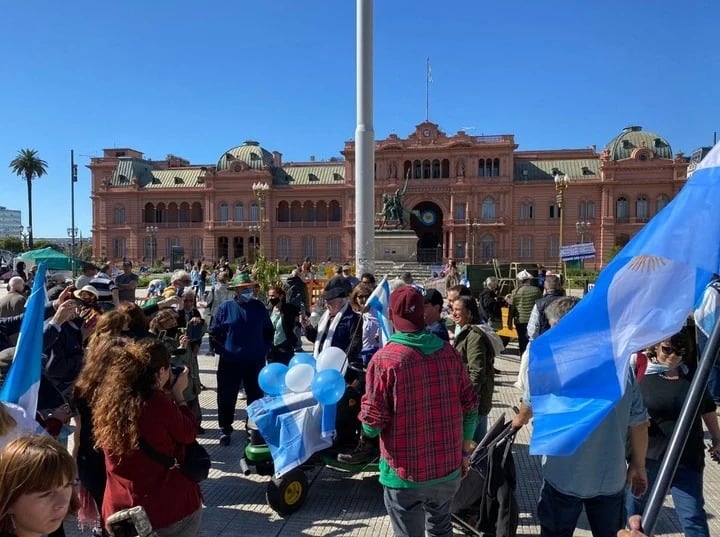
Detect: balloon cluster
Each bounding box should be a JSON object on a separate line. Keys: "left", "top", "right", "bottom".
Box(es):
{"left": 257, "top": 348, "right": 348, "bottom": 405}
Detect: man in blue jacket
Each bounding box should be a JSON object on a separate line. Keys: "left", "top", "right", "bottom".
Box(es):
{"left": 210, "top": 272, "right": 273, "bottom": 446}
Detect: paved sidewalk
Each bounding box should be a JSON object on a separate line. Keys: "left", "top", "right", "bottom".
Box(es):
{"left": 64, "top": 343, "right": 720, "bottom": 536}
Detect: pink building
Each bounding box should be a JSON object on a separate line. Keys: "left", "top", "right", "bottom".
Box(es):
{"left": 89, "top": 122, "right": 688, "bottom": 269}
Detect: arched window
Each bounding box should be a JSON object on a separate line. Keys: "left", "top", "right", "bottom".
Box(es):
{"left": 191, "top": 202, "right": 203, "bottom": 222}
{"left": 277, "top": 236, "right": 291, "bottom": 261}
{"left": 303, "top": 201, "right": 315, "bottom": 221}
{"left": 413, "top": 160, "right": 422, "bottom": 179}
{"left": 478, "top": 159, "right": 486, "bottom": 177}
{"left": 143, "top": 236, "right": 156, "bottom": 261}
{"left": 218, "top": 203, "right": 228, "bottom": 222}
{"left": 156, "top": 203, "right": 166, "bottom": 223}
{"left": 519, "top": 236, "right": 533, "bottom": 259}
{"left": 441, "top": 159, "right": 450, "bottom": 178}
{"left": 114, "top": 206, "right": 126, "bottom": 225}
{"left": 485, "top": 159, "right": 492, "bottom": 177}
{"left": 167, "top": 203, "right": 178, "bottom": 223}
{"left": 403, "top": 160, "right": 412, "bottom": 179}
{"left": 179, "top": 203, "right": 190, "bottom": 223}
{"left": 422, "top": 160, "right": 431, "bottom": 179}
{"left": 234, "top": 203, "right": 244, "bottom": 222}
{"left": 656, "top": 195, "right": 669, "bottom": 214}
{"left": 316, "top": 201, "right": 328, "bottom": 222}
{"left": 329, "top": 201, "right": 342, "bottom": 221}
{"left": 481, "top": 234, "right": 495, "bottom": 261}
{"left": 277, "top": 201, "right": 290, "bottom": 222}
{"left": 302, "top": 235, "right": 316, "bottom": 259}
{"left": 144, "top": 203, "right": 155, "bottom": 223}
{"left": 519, "top": 202, "right": 527, "bottom": 220}
{"left": 290, "top": 201, "right": 302, "bottom": 222}
{"left": 579, "top": 201, "right": 587, "bottom": 219}
{"left": 636, "top": 196, "right": 649, "bottom": 222}
{"left": 432, "top": 159, "right": 440, "bottom": 179}
{"left": 250, "top": 203, "right": 259, "bottom": 222}
{"left": 492, "top": 158, "right": 500, "bottom": 177}
{"left": 481, "top": 197, "right": 496, "bottom": 221}
{"left": 616, "top": 197, "right": 629, "bottom": 223}
{"left": 327, "top": 236, "right": 341, "bottom": 260}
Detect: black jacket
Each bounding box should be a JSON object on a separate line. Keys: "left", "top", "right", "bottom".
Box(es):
{"left": 534, "top": 290, "right": 565, "bottom": 336}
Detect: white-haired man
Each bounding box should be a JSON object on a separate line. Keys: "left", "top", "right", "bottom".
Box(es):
{"left": 0, "top": 276, "right": 27, "bottom": 318}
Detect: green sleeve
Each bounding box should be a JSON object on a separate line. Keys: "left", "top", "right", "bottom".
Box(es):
{"left": 362, "top": 423, "right": 381, "bottom": 438}
{"left": 463, "top": 409, "right": 478, "bottom": 441}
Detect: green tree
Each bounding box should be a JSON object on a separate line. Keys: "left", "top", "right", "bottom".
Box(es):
{"left": 0, "top": 237, "right": 23, "bottom": 253}
{"left": 9, "top": 149, "right": 48, "bottom": 249}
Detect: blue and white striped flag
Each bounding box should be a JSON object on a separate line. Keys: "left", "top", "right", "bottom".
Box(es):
{"left": 529, "top": 143, "right": 720, "bottom": 456}
{"left": 0, "top": 263, "right": 48, "bottom": 418}
{"left": 367, "top": 276, "right": 393, "bottom": 346}
{"left": 247, "top": 392, "right": 336, "bottom": 478}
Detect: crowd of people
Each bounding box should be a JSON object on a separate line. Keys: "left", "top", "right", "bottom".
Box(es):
{"left": 0, "top": 257, "right": 718, "bottom": 537}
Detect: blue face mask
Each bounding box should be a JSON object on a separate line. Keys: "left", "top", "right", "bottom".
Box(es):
{"left": 239, "top": 289, "right": 254, "bottom": 301}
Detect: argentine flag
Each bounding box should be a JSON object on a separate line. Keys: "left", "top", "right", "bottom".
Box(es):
{"left": 0, "top": 263, "right": 48, "bottom": 418}
{"left": 529, "top": 143, "right": 720, "bottom": 456}
{"left": 247, "top": 392, "right": 336, "bottom": 478}
{"left": 366, "top": 276, "right": 393, "bottom": 346}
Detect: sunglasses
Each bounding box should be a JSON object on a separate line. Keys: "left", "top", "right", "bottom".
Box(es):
{"left": 661, "top": 345, "right": 684, "bottom": 357}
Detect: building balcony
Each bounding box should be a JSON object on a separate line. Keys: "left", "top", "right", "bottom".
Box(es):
{"left": 274, "top": 220, "right": 343, "bottom": 228}
{"left": 140, "top": 221, "right": 204, "bottom": 228}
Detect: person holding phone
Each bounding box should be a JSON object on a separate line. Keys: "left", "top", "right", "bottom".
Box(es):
{"left": 92, "top": 339, "right": 202, "bottom": 536}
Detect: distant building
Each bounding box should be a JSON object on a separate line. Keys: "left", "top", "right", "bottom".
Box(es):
{"left": 0, "top": 207, "right": 21, "bottom": 238}
{"left": 89, "top": 123, "right": 690, "bottom": 269}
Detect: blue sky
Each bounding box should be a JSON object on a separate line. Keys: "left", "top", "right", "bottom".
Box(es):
{"left": 1, "top": 0, "right": 718, "bottom": 238}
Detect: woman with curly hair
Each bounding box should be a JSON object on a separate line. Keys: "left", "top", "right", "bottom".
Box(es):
{"left": 84, "top": 311, "right": 127, "bottom": 353}
{"left": 71, "top": 337, "right": 130, "bottom": 533}
{"left": 92, "top": 339, "right": 201, "bottom": 536}
{"left": 0, "top": 434, "right": 79, "bottom": 537}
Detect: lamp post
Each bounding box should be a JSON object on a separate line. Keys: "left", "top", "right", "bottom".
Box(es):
{"left": 468, "top": 219, "right": 480, "bottom": 264}
{"left": 554, "top": 173, "right": 570, "bottom": 271}
{"left": 67, "top": 227, "right": 78, "bottom": 275}
{"left": 252, "top": 181, "right": 270, "bottom": 258}
{"left": 575, "top": 221, "right": 591, "bottom": 243}
{"left": 248, "top": 224, "right": 261, "bottom": 264}
{"left": 145, "top": 225, "right": 158, "bottom": 268}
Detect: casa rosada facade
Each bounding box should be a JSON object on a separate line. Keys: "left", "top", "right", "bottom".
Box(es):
{"left": 89, "top": 121, "right": 690, "bottom": 269}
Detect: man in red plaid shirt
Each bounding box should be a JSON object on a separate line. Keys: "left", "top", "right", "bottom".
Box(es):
{"left": 358, "top": 285, "right": 478, "bottom": 537}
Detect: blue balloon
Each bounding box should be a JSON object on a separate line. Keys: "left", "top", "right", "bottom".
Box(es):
{"left": 258, "top": 363, "right": 289, "bottom": 396}
{"left": 311, "top": 369, "right": 346, "bottom": 405}
{"left": 289, "top": 352, "right": 316, "bottom": 370}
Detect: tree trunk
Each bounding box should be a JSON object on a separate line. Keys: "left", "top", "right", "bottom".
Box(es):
{"left": 26, "top": 174, "right": 33, "bottom": 249}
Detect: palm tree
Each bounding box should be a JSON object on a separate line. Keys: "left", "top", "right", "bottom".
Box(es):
{"left": 9, "top": 149, "right": 47, "bottom": 249}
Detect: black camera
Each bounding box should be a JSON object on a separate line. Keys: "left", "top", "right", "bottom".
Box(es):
{"left": 169, "top": 364, "right": 185, "bottom": 389}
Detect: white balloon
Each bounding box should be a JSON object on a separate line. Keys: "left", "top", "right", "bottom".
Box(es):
{"left": 285, "top": 363, "right": 315, "bottom": 393}
{"left": 316, "top": 346, "right": 348, "bottom": 375}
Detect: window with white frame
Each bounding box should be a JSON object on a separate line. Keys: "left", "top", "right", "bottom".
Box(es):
{"left": 481, "top": 235, "right": 495, "bottom": 261}
{"left": 277, "top": 236, "right": 291, "bottom": 261}
{"left": 636, "top": 196, "right": 649, "bottom": 221}
{"left": 250, "top": 203, "right": 260, "bottom": 222}
{"left": 218, "top": 203, "right": 228, "bottom": 222}
{"left": 114, "top": 206, "right": 126, "bottom": 225}
{"left": 113, "top": 237, "right": 126, "bottom": 259}
{"left": 616, "top": 197, "right": 629, "bottom": 222}
{"left": 327, "top": 236, "right": 341, "bottom": 261}
{"left": 191, "top": 237, "right": 203, "bottom": 260}
{"left": 234, "top": 203, "right": 244, "bottom": 222}
{"left": 519, "top": 236, "right": 533, "bottom": 259}
{"left": 454, "top": 202, "right": 466, "bottom": 221}
{"left": 302, "top": 236, "right": 316, "bottom": 260}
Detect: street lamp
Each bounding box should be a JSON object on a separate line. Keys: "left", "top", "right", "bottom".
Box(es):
{"left": 468, "top": 219, "right": 480, "bottom": 264}
{"left": 554, "top": 173, "right": 570, "bottom": 270}
{"left": 252, "top": 181, "right": 270, "bottom": 257}
{"left": 575, "top": 221, "right": 591, "bottom": 243}
{"left": 248, "top": 224, "right": 261, "bottom": 263}
{"left": 67, "top": 227, "right": 78, "bottom": 275}
{"left": 145, "top": 225, "right": 158, "bottom": 268}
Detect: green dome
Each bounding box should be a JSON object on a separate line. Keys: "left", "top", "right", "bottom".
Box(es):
{"left": 217, "top": 140, "right": 274, "bottom": 171}
{"left": 604, "top": 126, "right": 672, "bottom": 160}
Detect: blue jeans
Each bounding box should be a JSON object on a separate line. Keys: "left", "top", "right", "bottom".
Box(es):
{"left": 537, "top": 481, "right": 625, "bottom": 537}
{"left": 383, "top": 476, "right": 461, "bottom": 537}
{"left": 626, "top": 460, "right": 709, "bottom": 537}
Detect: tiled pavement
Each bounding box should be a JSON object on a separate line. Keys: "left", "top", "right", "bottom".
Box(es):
{"left": 64, "top": 341, "right": 720, "bottom": 536}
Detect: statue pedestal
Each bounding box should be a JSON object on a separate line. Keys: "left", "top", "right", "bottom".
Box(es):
{"left": 375, "top": 229, "right": 417, "bottom": 262}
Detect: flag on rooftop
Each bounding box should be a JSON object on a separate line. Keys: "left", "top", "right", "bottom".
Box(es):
{"left": 0, "top": 263, "right": 48, "bottom": 418}
{"left": 426, "top": 57, "right": 433, "bottom": 84}
{"left": 529, "top": 143, "right": 720, "bottom": 456}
